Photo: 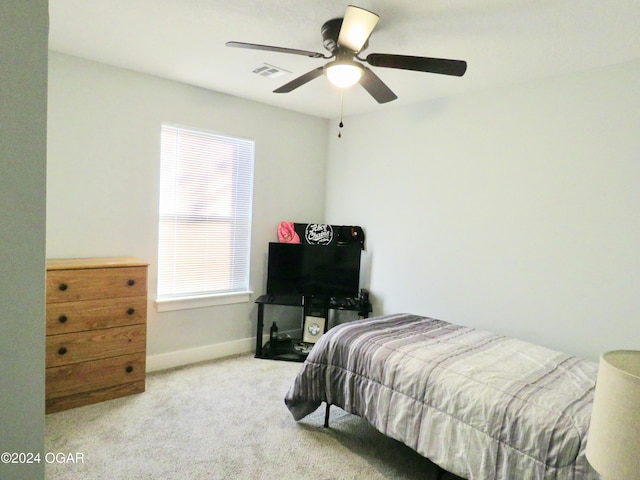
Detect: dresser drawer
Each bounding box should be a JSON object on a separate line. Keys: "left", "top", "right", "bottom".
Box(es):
{"left": 46, "top": 324, "right": 146, "bottom": 367}
{"left": 47, "top": 266, "right": 147, "bottom": 303}
{"left": 46, "top": 352, "right": 145, "bottom": 399}
{"left": 46, "top": 296, "right": 147, "bottom": 335}
{"left": 45, "top": 380, "right": 146, "bottom": 414}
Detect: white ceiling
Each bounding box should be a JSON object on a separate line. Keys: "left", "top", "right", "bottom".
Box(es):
{"left": 48, "top": 0, "right": 640, "bottom": 119}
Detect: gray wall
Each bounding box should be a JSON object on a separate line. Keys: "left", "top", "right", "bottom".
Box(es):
{"left": 0, "top": 2, "right": 48, "bottom": 479}
{"left": 325, "top": 60, "right": 640, "bottom": 362}
{"left": 47, "top": 53, "right": 328, "bottom": 369}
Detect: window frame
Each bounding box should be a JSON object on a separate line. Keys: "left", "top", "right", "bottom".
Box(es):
{"left": 155, "top": 123, "right": 255, "bottom": 312}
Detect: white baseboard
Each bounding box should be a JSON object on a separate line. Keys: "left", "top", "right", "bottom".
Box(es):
{"left": 146, "top": 336, "right": 258, "bottom": 372}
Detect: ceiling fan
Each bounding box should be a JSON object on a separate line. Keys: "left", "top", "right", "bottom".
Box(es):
{"left": 226, "top": 5, "right": 467, "bottom": 104}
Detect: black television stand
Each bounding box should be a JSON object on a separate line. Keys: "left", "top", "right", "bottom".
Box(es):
{"left": 254, "top": 294, "right": 372, "bottom": 362}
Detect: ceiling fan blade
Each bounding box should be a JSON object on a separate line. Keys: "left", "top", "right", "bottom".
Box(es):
{"left": 273, "top": 66, "right": 325, "bottom": 93}
{"left": 359, "top": 67, "right": 397, "bottom": 104}
{"left": 337, "top": 5, "right": 379, "bottom": 53}
{"left": 366, "top": 53, "right": 467, "bottom": 77}
{"left": 226, "top": 41, "right": 328, "bottom": 59}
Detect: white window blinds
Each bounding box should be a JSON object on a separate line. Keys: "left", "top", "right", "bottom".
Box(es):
{"left": 157, "top": 124, "right": 254, "bottom": 302}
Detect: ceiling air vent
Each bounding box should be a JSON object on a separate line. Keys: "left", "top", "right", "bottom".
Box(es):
{"left": 252, "top": 63, "right": 291, "bottom": 79}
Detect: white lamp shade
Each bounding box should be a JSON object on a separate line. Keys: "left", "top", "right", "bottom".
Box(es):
{"left": 337, "top": 6, "right": 379, "bottom": 53}
{"left": 324, "top": 61, "right": 364, "bottom": 88}
{"left": 586, "top": 350, "right": 640, "bottom": 479}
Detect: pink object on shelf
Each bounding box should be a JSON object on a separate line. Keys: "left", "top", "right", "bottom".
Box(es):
{"left": 278, "top": 222, "right": 300, "bottom": 243}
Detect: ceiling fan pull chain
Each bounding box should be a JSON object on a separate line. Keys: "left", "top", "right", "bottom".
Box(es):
{"left": 338, "top": 92, "right": 344, "bottom": 138}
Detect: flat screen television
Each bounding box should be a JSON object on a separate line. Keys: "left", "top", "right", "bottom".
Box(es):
{"left": 266, "top": 242, "right": 361, "bottom": 297}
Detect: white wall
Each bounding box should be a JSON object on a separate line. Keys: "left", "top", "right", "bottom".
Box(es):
{"left": 325, "top": 60, "right": 640, "bottom": 362}
{"left": 0, "top": 2, "right": 47, "bottom": 479}
{"left": 47, "top": 53, "right": 328, "bottom": 368}
{"left": 47, "top": 52, "right": 640, "bottom": 365}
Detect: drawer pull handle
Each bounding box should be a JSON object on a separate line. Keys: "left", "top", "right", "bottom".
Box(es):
{"left": 127, "top": 308, "right": 135, "bottom": 315}
{"left": 58, "top": 315, "right": 68, "bottom": 323}
{"left": 58, "top": 283, "right": 68, "bottom": 291}
{"left": 127, "top": 279, "right": 135, "bottom": 286}
{"left": 125, "top": 366, "right": 134, "bottom": 373}
{"left": 58, "top": 347, "right": 67, "bottom": 355}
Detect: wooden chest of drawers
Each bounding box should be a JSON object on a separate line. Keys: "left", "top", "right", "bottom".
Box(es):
{"left": 45, "top": 257, "right": 148, "bottom": 413}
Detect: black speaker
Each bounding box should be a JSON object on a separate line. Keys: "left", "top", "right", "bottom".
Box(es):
{"left": 358, "top": 288, "right": 370, "bottom": 317}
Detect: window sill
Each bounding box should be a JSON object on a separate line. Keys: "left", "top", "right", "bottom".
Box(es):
{"left": 155, "top": 291, "right": 253, "bottom": 312}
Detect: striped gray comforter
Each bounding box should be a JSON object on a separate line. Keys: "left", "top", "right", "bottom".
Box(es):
{"left": 285, "top": 314, "right": 601, "bottom": 480}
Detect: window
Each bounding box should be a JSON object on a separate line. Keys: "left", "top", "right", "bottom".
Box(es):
{"left": 156, "top": 124, "right": 254, "bottom": 311}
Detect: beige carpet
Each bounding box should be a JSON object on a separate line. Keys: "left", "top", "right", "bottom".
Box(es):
{"left": 45, "top": 354, "right": 463, "bottom": 480}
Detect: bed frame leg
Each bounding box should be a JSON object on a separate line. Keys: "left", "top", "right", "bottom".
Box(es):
{"left": 324, "top": 403, "right": 331, "bottom": 428}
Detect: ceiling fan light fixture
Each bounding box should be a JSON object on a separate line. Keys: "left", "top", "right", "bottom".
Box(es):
{"left": 324, "top": 60, "right": 364, "bottom": 88}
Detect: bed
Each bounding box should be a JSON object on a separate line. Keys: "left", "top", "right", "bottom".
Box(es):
{"left": 284, "top": 314, "right": 601, "bottom": 480}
